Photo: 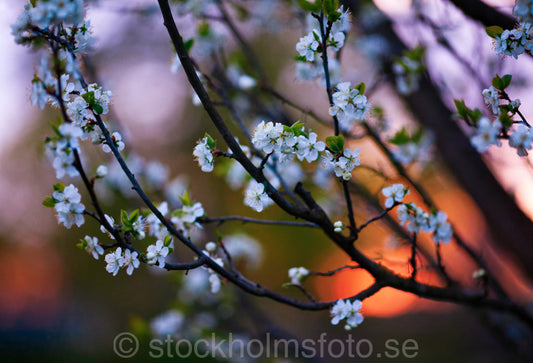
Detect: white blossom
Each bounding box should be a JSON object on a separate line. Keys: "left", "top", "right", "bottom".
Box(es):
{"left": 52, "top": 150, "right": 79, "bottom": 179}
{"left": 147, "top": 202, "right": 170, "bottom": 240}
{"left": 330, "top": 299, "right": 364, "bottom": 330}
{"left": 288, "top": 267, "right": 309, "bottom": 285}
{"left": 223, "top": 234, "right": 262, "bottom": 269}
{"left": 514, "top": 0, "right": 533, "bottom": 23}
{"left": 471, "top": 117, "right": 502, "bottom": 153}
{"left": 193, "top": 137, "right": 214, "bottom": 172}
{"left": 328, "top": 82, "right": 371, "bottom": 131}
{"left": 509, "top": 124, "right": 533, "bottom": 156}
{"left": 102, "top": 131, "right": 125, "bottom": 153}
{"left": 53, "top": 184, "right": 85, "bottom": 228}
{"left": 296, "top": 132, "right": 325, "bottom": 162}
{"left": 150, "top": 310, "right": 185, "bottom": 337}
{"left": 208, "top": 274, "right": 221, "bottom": 293}
{"left": 96, "top": 165, "right": 108, "bottom": 178}
{"left": 57, "top": 123, "right": 83, "bottom": 150}
{"left": 105, "top": 247, "right": 124, "bottom": 276}
{"left": 393, "top": 56, "right": 422, "bottom": 95}
{"left": 252, "top": 121, "right": 284, "bottom": 154}
{"left": 382, "top": 183, "right": 409, "bottom": 208}
{"left": 83, "top": 235, "right": 103, "bottom": 260}
{"left": 482, "top": 86, "right": 500, "bottom": 115}
{"left": 122, "top": 249, "right": 140, "bottom": 275}
{"left": 429, "top": 211, "right": 453, "bottom": 244}
{"left": 146, "top": 240, "right": 170, "bottom": 268}
{"left": 494, "top": 22, "right": 533, "bottom": 58}
{"left": 325, "top": 148, "right": 361, "bottom": 181}
{"left": 171, "top": 202, "right": 205, "bottom": 233}
{"left": 296, "top": 30, "right": 319, "bottom": 62}
{"left": 244, "top": 180, "right": 273, "bottom": 212}
{"left": 100, "top": 214, "right": 116, "bottom": 239}
{"left": 333, "top": 221, "right": 344, "bottom": 233}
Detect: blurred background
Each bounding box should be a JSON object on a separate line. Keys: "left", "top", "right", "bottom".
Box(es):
{"left": 1, "top": 0, "right": 533, "bottom": 361}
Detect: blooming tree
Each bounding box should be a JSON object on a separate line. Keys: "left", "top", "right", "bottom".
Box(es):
{"left": 11, "top": 0, "right": 533, "bottom": 359}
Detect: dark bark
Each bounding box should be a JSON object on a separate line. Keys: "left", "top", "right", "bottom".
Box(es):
{"left": 448, "top": 0, "right": 517, "bottom": 29}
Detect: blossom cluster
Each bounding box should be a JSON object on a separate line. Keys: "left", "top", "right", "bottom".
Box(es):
{"left": 288, "top": 267, "right": 309, "bottom": 285}
{"left": 171, "top": 201, "right": 205, "bottom": 235}
{"left": 202, "top": 242, "right": 225, "bottom": 294}
{"left": 146, "top": 240, "right": 170, "bottom": 268}
{"left": 193, "top": 136, "right": 215, "bottom": 172}
{"left": 514, "top": 0, "right": 533, "bottom": 23}
{"left": 252, "top": 121, "right": 325, "bottom": 164}
{"left": 388, "top": 128, "right": 433, "bottom": 166}
{"left": 328, "top": 82, "right": 371, "bottom": 131}
{"left": 470, "top": 117, "right": 502, "bottom": 153}
{"left": 222, "top": 234, "right": 263, "bottom": 269}
{"left": 381, "top": 183, "right": 409, "bottom": 208}
{"left": 52, "top": 184, "right": 85, "bottom": 228}
{"left": 397, "top": 203, "right": 453, "bottom": 244}
{"left": 12, "top": 0, "right": 84, "bottom": 35}
{"left": 494, "top": 22, "right": 533, "bottom": 58}
{"left": 472, "top": 118, "right": 533, "bottom": 157}
{"left": 467, "top": 79, "right": 531, "bottom": 156}
{"left": 79, "top": 235, "right": 103, "bottom": 260}
{"left": 392, "top": 58, "right": 421, "bottom": 95}
{"left": 294, "top": 7, "right": 350, "bottom": 84}
{"left": 392, "top": 48, "right": 425, "bottom": 95}
{"left": 324, "top": 148, "right": 361, "bottom": 180}
{"left": 244, "top": 180, "right": 273, "bottom": 212}
{"left": 482, "top": 86, "right": 500, "bottom": 115}
{"left": 105, "top": 247, "right": 140, "bottom": 276}
{"left": 330, "top": 299, "right": 364, "bottom": 330}
{"left": 221, "top": 135, "right": 306, "bottom": 212}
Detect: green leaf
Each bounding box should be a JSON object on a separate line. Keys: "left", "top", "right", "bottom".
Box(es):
{"left": 42, "top": 196, "right": 57, "bottom": 208}
{"left": 485, "top": 25, "right": 504, "bottom": 39}
{"left": 326, "top": 135, "right": 344, "bottom": 153}
{"left": 53, "top": 182, "right": 65, "bottom": 193}
{"left": 81, "top": 91, "right": 95, "bottom": 105}
{"left": 298, "top": 0, "right": 321, "bottom": 12}
{"left": 231, "top": 3, "right": 250, "bottom": 20}
{"left": 184, "top": 38, "right": 194, "bottom": 52}
{"left": 197, "top": 21, "right": 210, "bottom": 37}
{"left": 312, "top": 30, "right": 320, "bottom": 42}
{"left": 499, "top": 113, "right": 513, "bottom": 128}
{"left": 467, "top": 108, "right": 483, "bottom": 124}
{"left": 502, "top": 74, "right": 512, "bottom": 90}
{"left": 120, "top": 209, "right": 129, "bottom": 226}
{"left": 492, "top": 75, "right": 503, "bottom": 90}
{"left": 455, "top": 100, "right": 483, "bottom": 125}
{"left": 128, "top": 209, "right": 140, "bottom": 224}
{"left": 164, "top": 234, "right": 173, "bottom": 247}
{"left": 92, "top": 103, "right": 104, "bottom": 115}
{"left": 203, "top": 133, "right": 216, "bottom": 149}
{"left": 179, "top": 190, "right": 192, "bottom": 206}
{"left": 499, "top": 104, "right": 514, "bottom": 114}
{"left": 294, "top": 55, "right": 307, "bottom": 62}
{"left": 92, "top": 103, "right": 103, "bottom": 115}
{"left": 323, "top": 0, "right": 339, "bottom": 18}
{"left": 288, "top": 121, "right": 306, "bottom": 136}
{"left": 388, "top": 128, "right": 410, "bottom": 145}
{"left": 372, "top": 106, "right": 384, "bottom": 118}
{"left": 454, "top": 99, "right": 468, "bottom": 119}
{"left": 354, "top": 82, "right": 366, "bottom": 95}
{"left": 129, "top": 316, "right": 151, "bottom": 342}
{"left": 412, "top": 128, "right": 425, "bottom": 144}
